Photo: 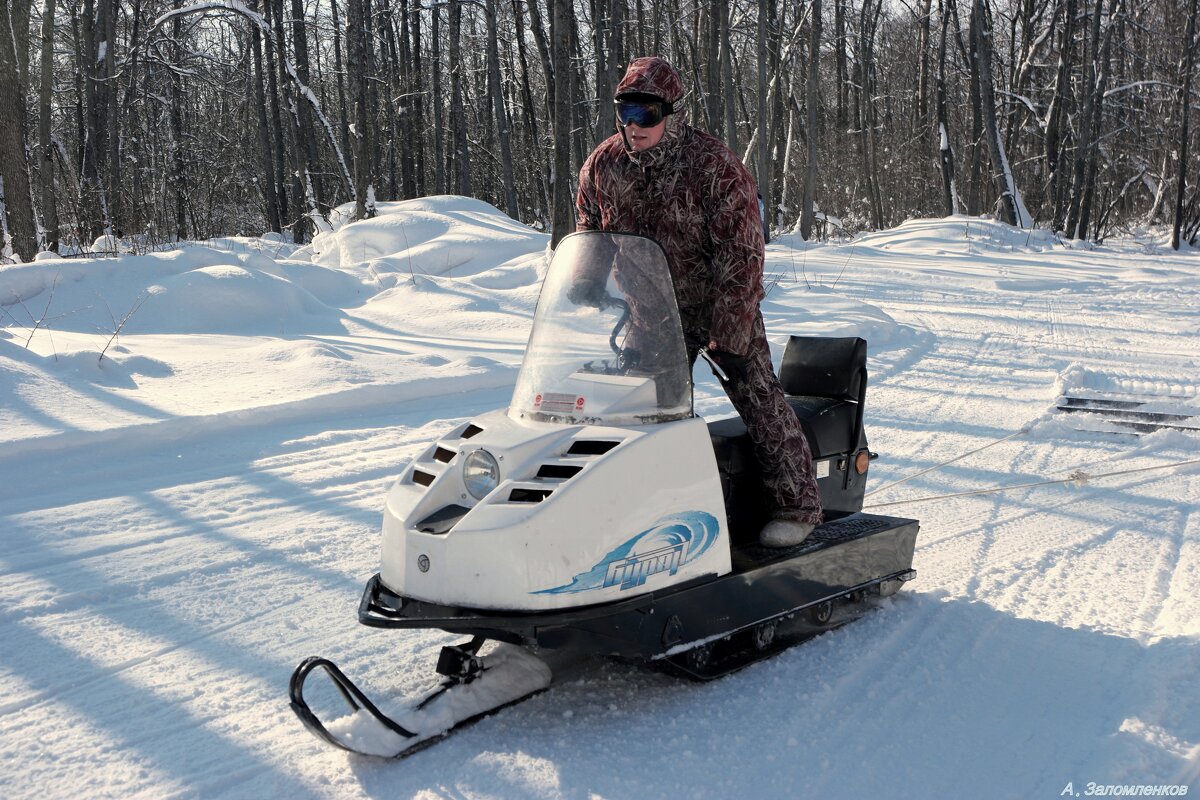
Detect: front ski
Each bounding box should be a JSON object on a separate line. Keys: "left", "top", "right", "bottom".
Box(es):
{"left": 289, "top": 637, "right": 552, "bottom": 758}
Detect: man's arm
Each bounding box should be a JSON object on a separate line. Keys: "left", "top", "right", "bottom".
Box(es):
{"left": 567, "top": 147, "right": 615, "bottom": 305}
{"left": 575, "top": 149, "right": 602, "bottom": 232}
{"left": 706, "top": 147, "right": 766, "bottom": 357}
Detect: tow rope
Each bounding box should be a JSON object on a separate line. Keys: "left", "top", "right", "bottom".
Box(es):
{"left": 865, "top": 457, "right": 1200, "bottom": 510}
{"left": 864, "top": 427, "right": 1031, "bottom": 498}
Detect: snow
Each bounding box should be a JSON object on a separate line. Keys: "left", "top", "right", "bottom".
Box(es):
{"left": 1, "top": 198, "right": 1198, "bottom": 798}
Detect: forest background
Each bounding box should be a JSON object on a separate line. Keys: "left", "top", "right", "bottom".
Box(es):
{"left": 0, "top": 0, "right": 1197, "bottom": 263}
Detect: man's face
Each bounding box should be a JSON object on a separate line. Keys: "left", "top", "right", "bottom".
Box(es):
{"left": 625, "top": 119, "right": 667, "bottom": 151}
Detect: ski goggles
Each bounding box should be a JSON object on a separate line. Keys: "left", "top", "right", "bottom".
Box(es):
{"left": 615, "top": 97, "right": 673, "bottom": 128}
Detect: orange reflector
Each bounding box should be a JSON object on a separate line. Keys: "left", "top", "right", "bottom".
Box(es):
{"left": 855, "top": 450, "right": 870, "bottom": 474}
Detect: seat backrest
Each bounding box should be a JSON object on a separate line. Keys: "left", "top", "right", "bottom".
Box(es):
{"left": 778, "top": 336, "right": 867, "bottom": 400}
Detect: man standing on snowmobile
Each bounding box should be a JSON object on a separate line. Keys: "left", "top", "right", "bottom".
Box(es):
{"left": 575, "top": 56, "right": 823, "bottom": 547}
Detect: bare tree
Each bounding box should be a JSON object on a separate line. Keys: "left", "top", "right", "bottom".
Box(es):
{"left": 936, "top": 0, "right": 958, "bottom": 215}
{"left": 970, "top": 0, "right": 1023, "bottom": 226}
{"left": 551, "top": 0, "right": 573, "bottom": 246}
{"left": 757, "top": 0, "right": 772, "bottom": 242}
{"left": 1172, "top": 0, "right": 1198, "bottom": 249}
{"left": 348, "top": 0, "right": 375, "bottom": 219}
{"left": 799, "top": 0, "right": 821, "bottom": 239}
{"left": 37, "top": 0, "right": 59, "bottom": 251}
{"left": 0, "top": 0, "right": 37, "bottom": 258}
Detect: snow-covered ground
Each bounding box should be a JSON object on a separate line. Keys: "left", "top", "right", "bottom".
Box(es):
{"left": 1, "top": 197, "right": 1197, "bottom": 799}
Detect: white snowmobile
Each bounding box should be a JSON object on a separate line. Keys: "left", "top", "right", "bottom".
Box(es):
{"left": 290, "top": 231, "right": 919, "bottom": 758}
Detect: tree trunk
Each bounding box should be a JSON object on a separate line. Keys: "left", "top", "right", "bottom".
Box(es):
{"left": 103, "top": 0, "right": 119, "bottom": 234}
{"left": 1046, "top": 0, "right": 1074, "bottom": 231}
{"left": 800, "top": 0, "right": 821, "bottom": 239}
{"left": 269, "top": 0, "right": 310, "bottom": 241}
{"left": 409, "top": 0, "right": 425, "bottom": 196}
{"left": 449, "top": 0, "right": 472, "bottom": 195}
{"left": 347, "top": 0, "right": 374, "bottom": 218}
{"left": 551, "top": 0, "right": 574, "bottom": 246}
{"left": 970, "top": 0, "right": 1021, "bottom": 226}
{"left": 593, "top": 0, "right": 614, "bottom": 142}
{"left": 330, "top": 0, "right": 351, "bottom": 169}
{"left": 290, "top": 0, "right": 325, "bottom": 211}
{"left": 263, "top": 0, "right": 289, "bottom": 228}
{"left": 720, "top": 0, "right": 738, "bottom": 153}
{"left": 431, "top": 2, "right": 445, "bottom": 195}
{"left": 568, "top": 11, "right": 588, "bottom": 175}
{"left": 80, "top": 0, "right": 110, "bottom": 241}
{"left": 936, "top": 0, "right": 958, "bottom": 215}
{"left": 0, "top": 0, "right": 37, "bottom": 258}
{"left": 251, "top": 13, "right": 281, "bottom": 232}
{"left": 487, "top": 0, "right": 519, "bottom": 218}
{"left": 756, "top": 0, "right": 771, "bottom": 242}
{"left": 528, "top": 0, "right": 556, "bottom": 110}
{"left": 915, "top": 0, "right": 933, "bottom": 131}
{"left": 512, "top": 0, "right": 550, "bottom": 217}
{"left": 859, "top": 0, "right": 884, "bottom": 228}
{"left": 705, "top": 3, "right": 721, "bottom": 134}
{"left": 38, "top": 0, "right": 59, "bottom": 251}
{"left": 1172, "top": 0, "right": 1197, "bottom": 249}
{"left": 1065, "top": 0, "right": 1105, "bottom": 238}
{"left": 170, "top": 12, "right": 188, "bottom": 239}
{"left": 1076, "top": 0, "right": 1120, "bottom": 239}
{"left": 835, "top": 0, "right": 848, "bottom": 128}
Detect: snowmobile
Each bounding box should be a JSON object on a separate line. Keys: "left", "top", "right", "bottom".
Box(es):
{"left": 290, "top": 231, "right": 919, "bottom": 758}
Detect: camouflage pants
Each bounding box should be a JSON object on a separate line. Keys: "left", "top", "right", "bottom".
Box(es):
{"left": 684, "top": 307, "right": 824, "bottom": 526}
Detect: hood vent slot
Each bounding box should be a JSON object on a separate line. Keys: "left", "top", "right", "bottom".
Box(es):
{"left": 536, "top": 464, "right": 583, "bottom": 480}
{"left": 433, "top": 446, "right": 456, "bottom": 463}
{"left": 412, "top": 469, "right": 435, "bottom": 487}
{"left": 416, "top": 504, "right": 470, "bottom": 534}
{"left": 461, "top": 424, "right": 483, "bottom": 439}
{"left": 508, "top": 487, "right": 553, "bottom": 503}
{"left": 567, "top": 440, "right": 620, "bottom": 456}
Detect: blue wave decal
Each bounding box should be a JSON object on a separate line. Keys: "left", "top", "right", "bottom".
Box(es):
{"left": 534, "top": 511, "right": 721, "bottom": 594}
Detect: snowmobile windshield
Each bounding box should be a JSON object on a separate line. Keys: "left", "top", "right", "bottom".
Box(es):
{"left": 511, "top": 232, "right": 692, "bottom": 425}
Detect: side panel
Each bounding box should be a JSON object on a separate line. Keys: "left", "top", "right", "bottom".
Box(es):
{"left": 380, "top": 415, "right": 730, "bottom": 611}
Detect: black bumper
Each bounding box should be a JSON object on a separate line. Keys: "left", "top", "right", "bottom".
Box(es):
{"left": 358, "top": 512, "right": 919, "bottom": 661}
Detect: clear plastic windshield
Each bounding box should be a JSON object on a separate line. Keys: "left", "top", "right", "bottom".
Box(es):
{"left": 511, "top": 232, "right": 692, "bottom": 425}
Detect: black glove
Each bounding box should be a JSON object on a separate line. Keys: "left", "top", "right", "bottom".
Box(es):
{"left": 568, "top": 280, "right": 610, "bottom": 309}
{"left": 707, "top": 349, "right": 749, "bottom": 384}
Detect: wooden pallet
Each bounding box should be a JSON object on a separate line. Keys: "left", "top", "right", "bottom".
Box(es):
{"left": 1056, "top": 395, "right": 1200, "bottom": 435}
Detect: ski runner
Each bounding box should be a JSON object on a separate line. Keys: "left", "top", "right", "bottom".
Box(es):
{"left": 575, "top": 56, "right": 824, "bottom": 546}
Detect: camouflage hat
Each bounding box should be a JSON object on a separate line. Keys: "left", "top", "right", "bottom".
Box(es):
{"left": 614, "top": 57, "right": 685, "bottom": 105}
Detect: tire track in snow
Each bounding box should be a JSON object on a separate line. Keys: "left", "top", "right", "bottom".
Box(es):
{"left": 1146, "top": 501, "right": 1195, "bottom": 639}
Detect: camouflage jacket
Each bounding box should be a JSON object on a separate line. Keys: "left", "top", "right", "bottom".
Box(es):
{"left": 575, "top": 61, "right": 766, "bottom": 356}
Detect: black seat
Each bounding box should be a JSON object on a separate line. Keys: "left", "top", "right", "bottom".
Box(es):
{"left": 779, "top": 336, "right": 867, "bottom": 458}
{"left": 708, "top": 336, "right": 870, "bottom": 543}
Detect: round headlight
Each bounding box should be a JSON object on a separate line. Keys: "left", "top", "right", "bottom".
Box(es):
{"left": 463, "top": 449, "right": 500, "bottom": 499}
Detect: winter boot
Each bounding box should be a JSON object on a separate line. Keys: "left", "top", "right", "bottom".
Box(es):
{"left": 759, "top": 519, "right": 816, "bottom": 548}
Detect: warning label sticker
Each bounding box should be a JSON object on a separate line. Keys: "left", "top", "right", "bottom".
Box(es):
{"left": 534, "top": 392, "right": 584, "bottom": 414}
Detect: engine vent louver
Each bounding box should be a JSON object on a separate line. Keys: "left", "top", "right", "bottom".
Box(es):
{"left": 508, "top": 488, "right": 553, "bottom": 503}
{"left": 433, "top": 446, "right": 456, "bottom": 463}
{"left": 416, "top": 504, "right": 470, "bottom": 534}
{"left": 536, "top": 464, "right": 584, "bottom": 480}
{"left": 411, "top": 469, "right": 435, "bottom": 487}
{"left": 566, "top": 440, "right": 620, "bottom": 456}
{"left": 461, "top": 424, "right": 484, "bottom": 439}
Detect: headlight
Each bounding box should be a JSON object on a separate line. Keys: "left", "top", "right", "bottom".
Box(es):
{"left": 463, "top": 449, "right": 500, "bottom": 499}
